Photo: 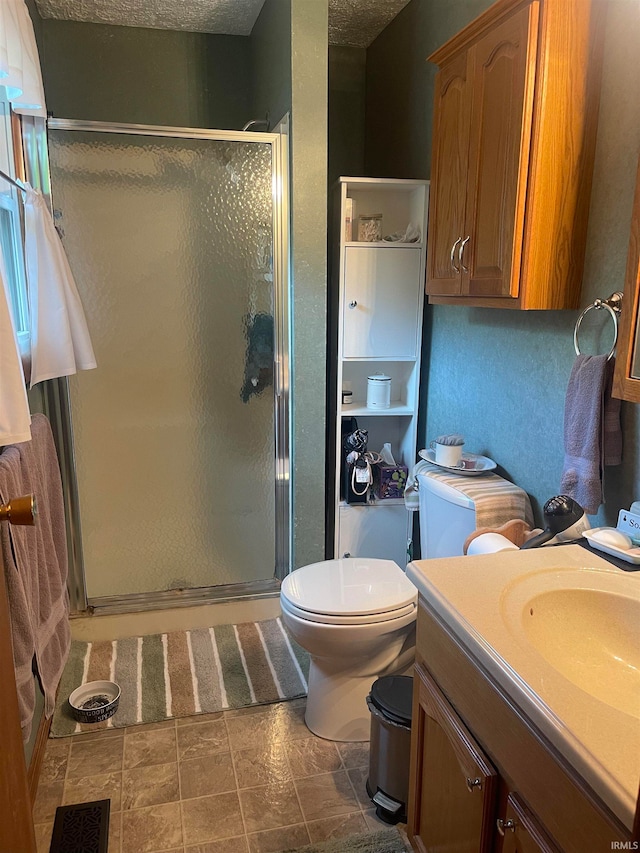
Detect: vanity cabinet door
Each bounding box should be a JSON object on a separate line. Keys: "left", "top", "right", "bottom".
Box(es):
{"left": 497, "top": 794, "right": 561, "bottom": 853}
{"left": 409, "top": 663, "right": 498, "bottom": 853}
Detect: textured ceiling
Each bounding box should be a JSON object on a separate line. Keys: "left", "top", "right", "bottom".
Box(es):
{"left": 34, "top": 0, "right": 411, "bottom": 47}
{"left": 328, "top": 0, "right": 410, "bottom": 47}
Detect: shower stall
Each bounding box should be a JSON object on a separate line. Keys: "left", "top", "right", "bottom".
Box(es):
{"left": 44, "top": 119, "right": 290, "bottom": 613}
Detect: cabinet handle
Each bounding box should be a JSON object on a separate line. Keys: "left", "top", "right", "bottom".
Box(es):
{"left": 348, "top": 300, "right": 358, "bottom": 309}
{"left": 450, "top": 237, "right": 462, "bottom": 273}
{"left": 496, "top": 818, "right": 517, "bottom": 836}
{"left": 459, "top": 236, "right": 470, "bottom": 272}
{"left": 465, "top": 777, "right": 482, "bottom": 793}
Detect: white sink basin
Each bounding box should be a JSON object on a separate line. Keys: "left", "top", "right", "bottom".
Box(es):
{"left": 502, "top": 580, "right": 640, "bottom": 719}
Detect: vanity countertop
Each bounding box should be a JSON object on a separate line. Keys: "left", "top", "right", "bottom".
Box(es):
{"left": 407, "top": 544, "right": 640, "bottom": 830}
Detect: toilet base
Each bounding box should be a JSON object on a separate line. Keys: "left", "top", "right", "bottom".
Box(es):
{"left": 303, "top": 652, "right": 415, "bottom": 742}
{"left": 304, "top": 659, "right": 375, "bottom": 741}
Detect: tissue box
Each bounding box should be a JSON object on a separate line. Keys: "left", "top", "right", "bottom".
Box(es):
{"left": 373, "top": 464, "right": 408, "bottom": 500}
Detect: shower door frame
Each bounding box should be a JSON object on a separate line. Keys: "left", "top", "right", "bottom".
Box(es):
{"left": 43, "top": 118, "right": 292, "bottom": 614}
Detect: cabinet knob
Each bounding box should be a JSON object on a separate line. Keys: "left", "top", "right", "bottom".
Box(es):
{"left": 348, "top": 300, "right": 358, "bottom": 309}
{"left": 450, "top": 238, "right": 462, "bottom": 273}
{"left": 496, "top": 818, "right": 517, "bottom": 836}
{"left": 459, "top": 236, "right": 470, "bottom": 273}
{"left": 465, "top": 777, "right": 482, "bottom": 793}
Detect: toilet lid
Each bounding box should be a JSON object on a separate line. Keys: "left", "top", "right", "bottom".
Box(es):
{"left": 280, "top": 558, "right": 417, "bottom": 617}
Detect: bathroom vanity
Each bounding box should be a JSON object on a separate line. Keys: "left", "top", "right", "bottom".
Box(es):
{"left": 406, "top": 546, "right": 639, "bottom": 852}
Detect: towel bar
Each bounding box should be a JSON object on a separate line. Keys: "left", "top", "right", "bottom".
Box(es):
{"left": 573, "top": 291, "right": 623, "bottom": 361}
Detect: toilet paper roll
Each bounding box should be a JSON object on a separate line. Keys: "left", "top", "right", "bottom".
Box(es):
{"left": 467, "top": 533, "right": 519, "bottom": 556}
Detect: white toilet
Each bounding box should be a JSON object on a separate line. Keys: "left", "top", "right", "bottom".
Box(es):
{"left": 281, "top": 470, "right": 532, "bottom": 741}
{"left": 280, "top": 558, "right": 417, "bottom": 741}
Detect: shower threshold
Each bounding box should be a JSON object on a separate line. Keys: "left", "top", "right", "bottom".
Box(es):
{"left": 82, "top": 578, "right": 281, "bottom": 617}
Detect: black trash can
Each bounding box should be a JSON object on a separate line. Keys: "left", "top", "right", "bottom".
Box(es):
{"left": 365, "top": 675, "right": 413, "bottom": 824}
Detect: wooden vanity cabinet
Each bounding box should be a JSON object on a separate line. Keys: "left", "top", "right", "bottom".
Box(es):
{"left": 411, "top": 663, "right": 497, "bottom": 852}
{"left": 408, "top": 599, "right": 632, "bottom": 853}
{"left": 498, "top": 794, "right": 561, "bottom": 853}
{"left": 426, "top": 0, "right": 605, "bottom": 309}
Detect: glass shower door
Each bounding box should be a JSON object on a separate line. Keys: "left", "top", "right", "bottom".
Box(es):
{"left": 48, "top": 127, "right": 279, "bottom": 601}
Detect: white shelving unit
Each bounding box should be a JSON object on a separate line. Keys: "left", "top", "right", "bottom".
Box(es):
{"left": 329, "top": 177, "right": 429, "bottom": 568}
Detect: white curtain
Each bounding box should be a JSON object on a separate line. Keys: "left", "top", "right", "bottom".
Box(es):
{"left": 24, "top": 184, "right": 97, "bottom": 388}
{"left": 0, "top": 245, "right": 31, "bottom": 444}
{"left": 0, "top": 0, "right": 46, "bottom": 117}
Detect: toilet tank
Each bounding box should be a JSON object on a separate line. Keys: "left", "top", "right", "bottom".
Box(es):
{"left": 418, "top": 471, "right": 528, "bottom": 560}
{"left": 418, "top": 473, "right": 477, "bottom": 559}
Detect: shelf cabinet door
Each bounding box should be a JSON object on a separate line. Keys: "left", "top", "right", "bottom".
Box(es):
{"left": 498, "top": 794, "right": 561, "bottom": 853}
{"left": 463, "top": 1, "right": 538, "bottom": 299}
{"left": 426, "top": 50, "right": 472, "bottom": 296}
{"left": 409, "top": 663, "right": 498, "bottom": 853}
{"left": 342, "top": 247, "right": 422, "bottom": 359}
{"left": 338, "top": 503, "right": 410, "bottom": 568}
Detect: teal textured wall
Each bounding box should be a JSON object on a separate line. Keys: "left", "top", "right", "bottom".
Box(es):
{"left": 366, "top": 0, "right": 640, "bottom": 524}
{"left": 40, "top": 19, "right": 251, "bottom": 129}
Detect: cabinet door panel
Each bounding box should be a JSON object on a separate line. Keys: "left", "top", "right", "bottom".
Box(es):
{"left": 338, "top": 503, "right": 410, "bottom": 568}
{"left": 343, "top": 247, "right": 422, "bottom": 359}
{"left": 409, "top": 664, "right": 497, "bottom": 853}
{"left": 464, "top": 2, "right": 538, "bottom": 298}
{"left": 499, "top": 794, "right": 561, "bottom": 853}
{"left": 426, "top": 52, "right": 471, "bottom": 296}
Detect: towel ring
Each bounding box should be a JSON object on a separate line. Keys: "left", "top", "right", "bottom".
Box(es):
{"left": 573, "top": 292, "right": 623, "bottom": 361}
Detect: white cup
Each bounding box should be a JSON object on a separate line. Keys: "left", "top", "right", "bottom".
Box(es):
{"left": 430, "top": 440, "right": 464, "bottom": 467}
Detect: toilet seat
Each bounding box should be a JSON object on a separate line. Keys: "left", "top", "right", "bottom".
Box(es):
{"left": 280, "top": 557, "right": 417, "bottom": 625}
{"left": 280, "top": 594, "right": 416, "bottom": 626}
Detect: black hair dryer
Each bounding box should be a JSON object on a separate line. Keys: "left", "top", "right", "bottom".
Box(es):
{"left": 520, "top": 495, "right": 590, "bottom": 549}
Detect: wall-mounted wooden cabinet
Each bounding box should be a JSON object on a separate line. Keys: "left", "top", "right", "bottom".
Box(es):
{"left": 426, "top": 0, "right": 605, "bottom": 310}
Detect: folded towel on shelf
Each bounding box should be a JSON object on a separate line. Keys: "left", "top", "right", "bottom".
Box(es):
{"left": 0, "top": 414, "right": 70, "bottom": 742}
{"left": 560, "top": 355, "right": 622, "bottom": 515}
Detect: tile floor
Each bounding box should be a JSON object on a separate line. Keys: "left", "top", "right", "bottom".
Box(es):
{"left": 34, "top": 698, "right": 406, "bottom": 853}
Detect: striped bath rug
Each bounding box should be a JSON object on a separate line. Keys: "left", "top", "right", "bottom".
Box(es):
{"left": 50, "top": 617, "right": 309, "bottom": 736}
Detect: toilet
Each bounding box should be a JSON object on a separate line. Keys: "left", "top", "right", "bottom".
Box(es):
{"left": 280, "top": 557, "right": 417, "bottom": 741}
{"left": 281, "top": 470, "right": 532, "bottom": 741}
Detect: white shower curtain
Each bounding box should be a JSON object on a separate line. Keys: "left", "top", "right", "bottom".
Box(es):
{"left": 24, "top": 184, "right": 96, "bottom": 388}
{"left": 0, "top": 0, "right": 46, "bottom": 116}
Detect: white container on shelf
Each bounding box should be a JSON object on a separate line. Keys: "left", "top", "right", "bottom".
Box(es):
{"left": 367, "top": 374, "right": 391, "bottom": 409}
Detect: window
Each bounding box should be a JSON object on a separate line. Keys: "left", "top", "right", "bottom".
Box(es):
{"left": 0, "top": 89, "right": 29, "bottom": 351}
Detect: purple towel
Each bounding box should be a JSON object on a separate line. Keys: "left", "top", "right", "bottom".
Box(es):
{"left": 0, "top": 414, "right": 70, "bottom": 741}
{"left": 560, "top": 355, "right": 622, "bottom": 514}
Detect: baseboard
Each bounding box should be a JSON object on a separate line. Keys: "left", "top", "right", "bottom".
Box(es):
{"left": 28, "top": 709, "right": 51, "bottom": 805}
